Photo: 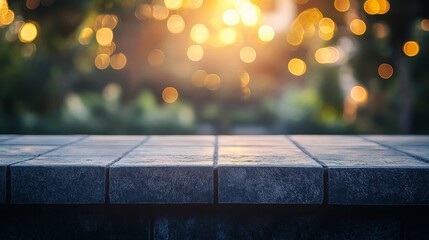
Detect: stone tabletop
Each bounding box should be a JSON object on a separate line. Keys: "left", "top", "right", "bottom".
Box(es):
{"left": 1, "top": 135, "right": 429, "bottom": 205}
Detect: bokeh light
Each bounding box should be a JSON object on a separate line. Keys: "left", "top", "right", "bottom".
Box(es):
{"left": 205, "top": 74, "right": 221, "bottom": 90}
{"left": 190, "top": 24, "right": 209, "bottom": 44}
{"left": 95, "top": 53, "right": 110, "bottom": 70}
{"left": 167, "top": 15, "right": 185, "bottom": 34}
{"left": 315, "top": 47, "right": 340, "bottom": 64}
{"left": 223, "top": 9, "right": 240, "bottom": 26}
{"left": 219, "top": 27, "right": 237, "bottom": 45}
{"left": 96, "top": 28, "right": 113, "bottom": 46}
{"left": 19, "top": 22, "right": 38, "bottom": 43}
{"left": 110, "top": 53, "right": 127, "bottom": 70}
{"left": 421, "top": 19, "right": 429, "bottom": 31}
{"left": 152, "top": 5, "right": 169, "bottom": 21}
{"left": 164, "top": 0, "right": 183, "bottom": 10}
{"left": 350, "top": 86, "right": 368, "bottom": 104}
{"left": 334, "top": 0, "right": 350, "bottom": 12}
{"left": 349, "top": 19, "right": 366, "bottom": 35}
{"left": 162, "top": 87, "right": 179, "bottom": 103}
{"left": 288, "top": 58, "right": 306, "bottom": 76}
{"left": 378, "top": 63, "right": 393, "bottom": 79}
{"left": 240, "top": 46, "right": 256, "bottom": 63}
{"left": 187, "top": 44, "right": 204, "bottom": 61}
{"left": 78, "top": 28, "right": 94, "bottom": 45}
{"left": 403, "top": 41, "right": 420, "bottom": 57}
{"left": 258, "top": 25, "right": 275, "bottom": 42}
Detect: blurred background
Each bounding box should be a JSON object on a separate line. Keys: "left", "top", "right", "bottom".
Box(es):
{"left": 0, "top": 0, "right": 428, "bottom": 134}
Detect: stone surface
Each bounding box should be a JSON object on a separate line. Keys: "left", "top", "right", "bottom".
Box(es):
{"left": 11, "top": 156, "right": 116, "bottom": 204}
{"left": 74, "top": 135, "right": 146, "bottom": 146}
{"left": 43, "top": 145, "right": 134, "bottom": 157}
{"left": 145, "top": 135, "right": 215, "bottom": 146}
{"left": 110, "top": 146, "right": 214, "bottom": 203}
{"left": 219, "top": 135, "right": 294, "bottom": 146}
{"left": 0, "top": 145, "right": 57, "bottom": 156}
{"left": 0, "top": 156, "right": 33, "bottom": 203}
{"left": 291, "top": 135, "right": 429, "bottom": 205}
{"left": 1, "top": 135, "right": 83, "bottom": 145}
{"left": 365, "top": 135, "right": 429, "bottom": 161}
{"left": 218, "top": 136, "right": 323, "bottom": 204}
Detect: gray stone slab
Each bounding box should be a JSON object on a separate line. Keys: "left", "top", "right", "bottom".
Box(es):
{"left": 73, "top": 135, "right": 146, "bottom": 146}
{"left": 43, "top": 145, "right": 133, "bottom": 157}
{"left": 0, "top": 156, "right": 33, "bottom": 203}
{"left": 219, "top": 135, "right": 294, "bottom": 146}
{"left": 218, "top": 141, "right": 323, "bottom": 204}
{"left": 145, "top": 135, "right": 214, "bottom": 146}
{"left": 365, "top": 135, "right": 429, "bottom": 146}
{"left": 110, "top": 150, "right": 214, "bottom": 203}
{"left": 11, "top": 156, "right": 115, "bottom": 204}
{"left": 0, "top": 135, "right": 17, "bottom": 142}
{"left": 1, "top": 135, "right": 84, "bottom": 145}
{"left": 291, "top": 135, "right": 429, "bottom": 205}
{"left": 0, "top": 145, "right": 57, "bottom": 156}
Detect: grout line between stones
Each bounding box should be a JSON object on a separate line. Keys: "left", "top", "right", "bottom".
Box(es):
{"left": 213, "top": 135, "right": 219, "bottom": 204}
{"left": 105, "top": 136, "right": 151, "bottom": 204}
{"left": 286, "top": 135, "right": 329, "bottom": 205}
{"left": 360, "top": 136, "right": 429, "bottom": 165}
{"left": 6, "top": 135, "right": 89, "bottom": 204}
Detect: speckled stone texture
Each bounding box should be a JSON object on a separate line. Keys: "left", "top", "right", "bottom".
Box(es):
{"left": 110, "top": 136, "right": 214, "bottom": 204}
{"left": 291, "top": 135, "right": 429, "bottom": 205}
{"left": 218, "top": 136, "right": 323, "bottom": 204}
{"left": 11, "top": 156, "right": 114, "bottom": 204}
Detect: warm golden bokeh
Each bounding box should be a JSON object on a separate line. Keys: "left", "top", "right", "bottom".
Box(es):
{"left": 288, "top": 58, "right": 306, "bottom": 76}
{"left": 240, "top": 72, "right": 250, "bottom": 87}
{"left": 258, "top": 25, "right": 275, "bottom": 42}
{"left": 403, "top": 41, "right": 420, "bottom": 57}
{"left": 223, "top": 9, "right": 240, "bottom": 26}
{"left": 205, "top": 73, "right": 221, "bottom": 90}
{"left": 164, "top": 0, "right": 183, "bottom": 10}
{"left": 162, "top": 87, "right": 179, "bottom": 103}
{"left": 110, "top": 53, "right": 127, "bottom": 70}
{"left": 19, "top": 22, "right": 38, "bottom": 43}
{"left": 187, "top": 44, "right": 204, "bottom": 61}
{"left": 78, "top": 27, "right": 94, "bottom": 45}
{"left": 350, "top": 86, "right": 368, "bottom": 104}
{"left": 96, "top": 28, "right": 113, "bottom": 46}
{"left": 349, "top": 19, "right": 366, "bottom": 35}
{"left": 219, "top": 27, "right": 237, "bottom": 45}
{"left": 152, "top": 5, "right": 169, "bottom": 21}
{"left": 0, "top": 9, "right": 14, "bottom": 25}
{"left": 135, "top": 4, "right": 152, "bottom": 20}
{"left": 95, "top": 53, "right": 110, "bottom": 70}
{"left": 240, "top": 46, "right": 256, "bottom": 63}
{"left": 378, "top": 63, "right": 393, "bottom": 79}
{"left": 190, "top": 24, "right": 209, "bottom": 44}
{"left": 167, "top": 15, "right": 185, "bottom": 34}
{"left": 191, "top": 69, "right": 207, "bottom": 87}
{"left": 315, "top": 47, "right": 340, "bottom": 64}
{"left": 334, "top": 0, "right": 350, "bottom": 12}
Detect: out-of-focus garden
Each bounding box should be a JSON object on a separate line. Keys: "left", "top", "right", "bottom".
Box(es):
{"left": 0, "top": 0, "right": 428, "bottom": 134}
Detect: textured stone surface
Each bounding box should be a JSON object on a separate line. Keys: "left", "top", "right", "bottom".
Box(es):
{"left": 1, "top": 135, "right": 83, "bottom": 145}
{"left": 11, "top": 156, "right": 116, "bottom": 204}
{"left": 218, "top": 136, "right": 323, "bottom": 204}
{"left": 0, "top": 156, "right": 33, "bottom": 203}
{"left": 291, "top": 135, "right": 429, "bottom": 205}
{"left": 74, "top": 135, "right": 146, "bottom": 146}
{"left": 110, "top": 146, "right": 214, "bottom": 203}
{"left": 43, "top": 145, "right": 133, "bottom": 157}
{"left": 145, "top": 135, "right": 214, "bottom": 146}
{"left": 219, "top": 135, "right": 294, "bottom": 146}
{"left": 366, "top": 135, "right": 429, "bottom": 161}
{"left": 0, "top": 145, "right": 57, "bottom": 156}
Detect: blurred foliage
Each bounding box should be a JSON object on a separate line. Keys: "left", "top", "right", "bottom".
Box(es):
{"left": 1, "top": 0, "right": 429, "bottom": 134}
